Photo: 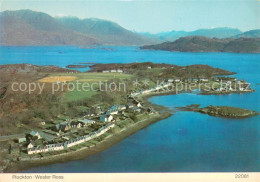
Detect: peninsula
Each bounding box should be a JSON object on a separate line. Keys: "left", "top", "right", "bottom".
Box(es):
{"left": 140, "top": 36, "right": 260, "bottom": 53}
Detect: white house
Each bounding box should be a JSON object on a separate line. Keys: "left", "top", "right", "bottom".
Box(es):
{"left": 29, "top": 131, "right": 41, "bottom": 139}
{"left": 200, "top": 78, "right": 209, "bottom": 82}
{"left": 102, "top": 70, "right": 109, "bottom": 73}
{"left": 227, "top": 85, "right": 233, "bottom": 91}
{"left": 117, "top": 69, "right": 123, "bottom": 73}
{"left": 111, "top": 70, "right": 117, "bottom": 73}
{"left": 18, "top": 137, "right": 26, "bottom": 143}
{"left": 27, "top": 142, "right": 34, "bottom": 149}
{"left": 78, "top": 119, "right": 96, "bottom": 126}
{"left": 100, "top": 114, "right": 113, "bottom": 122}
{"left": 168, "top": 79, "right": 174, "bottom": 83}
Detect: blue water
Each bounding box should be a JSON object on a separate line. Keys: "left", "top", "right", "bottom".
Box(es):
{"left": 1, "top": 46, "right": 259, "bottom": 172}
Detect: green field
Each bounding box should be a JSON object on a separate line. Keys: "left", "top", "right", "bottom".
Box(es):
{"left": 48, "top": 72, "right": 133, "bottom": 102}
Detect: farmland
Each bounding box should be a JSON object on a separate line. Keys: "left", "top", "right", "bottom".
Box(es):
{"left": 38, "top": 76, "right": 77, "bottom": 83}
{"left": 40, "top": 72, "right": 134, "bottom": 102}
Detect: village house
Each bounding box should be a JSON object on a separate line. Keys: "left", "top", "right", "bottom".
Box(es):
{"left": 111, "top": 70, "right": 117, "bottom": 73}
{"left": 118, "top": 105, "right": 127, "bottom": 111}
{"left": 78, "top": 119, "right": 96, "bottom": 126}
{"left": 107, "top": 104, "right": 127, "bottom": 115}
{"left": 27, "top": 142, "right": 34, "bottom": 149}
{"left": 102, "top": 70, "right": 109, "bottom": 73}
{"left": 239, "top": 87, "right": 245, "bottom": 91}
{"left": 193, "top": 78, "right": 199, "bottom": 82}
{"left": 200, "top": 78, "right": 209, "bottom": 82}
{"left": 54, "top": 122, "right": 71, "bottom": 132}
{"left": 17, "top": 137, "right": 26, "bottom": 143}
{"left": 227, "top": 84, "right": 233, "bottom": 91}
{"left": 126, "top": 103, "right": 135, "bottom": 109}
{"left": 216, "top": 87, "right": 226, "bottom": 91}
{"left": 70, "top": 121, "right": 82, "bottom": 128}
{"left": 100, "top": 114, "right": 113, "bottom": 122}
{"left": 28, "top": 131, "right": 41, "bottom": 140}
{"left": 132, "top": 100, "right": 142, "bottom": 107}
{"left": 129, "top": 106, "right": 142, "bottom": 113}
{"left": 117, "top": 69, "right": 123, "bottom": 73}
{"left": 174, "top": 79, "right": 181, "bottom": 83}
{"left": 167, "top": 79, "right": 174, "bottom": 83}
{"left": 106, "top": 106, "right": 119, "bottom": 115}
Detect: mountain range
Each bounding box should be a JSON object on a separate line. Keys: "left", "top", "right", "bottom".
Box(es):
{"left": 0, "top": 9, "right": 259, "bottom": 46}
{"left": 139, "top": 28, "right": 260, "bottom": 42}
{"left": 0, "top": 9, "right": 155, "bottom": 46}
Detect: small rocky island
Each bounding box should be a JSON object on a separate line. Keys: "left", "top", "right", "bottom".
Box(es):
{"left": 178, "top": 104, "right": 258, "bottom": 118}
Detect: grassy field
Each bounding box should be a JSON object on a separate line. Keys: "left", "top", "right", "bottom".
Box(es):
{"left": 51, "top": 72, "right": 132, "bottom": 82}
{"left": 38, "top": 76, "right": 77, "bottom": 83}
{"left": 41, "top": 72, "right": 133, "bottom": 102}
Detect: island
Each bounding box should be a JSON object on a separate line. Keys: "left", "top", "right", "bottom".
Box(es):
{"left": 140, "top": 36, "right": 260, "bottom": 53}
{"left": 0, "top": 62, "right": 256, "bottom": 172}
{"left": 177, "top": 104, "right": 258, "bottom": 118}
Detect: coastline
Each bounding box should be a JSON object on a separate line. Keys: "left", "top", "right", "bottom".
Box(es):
{"left": 4, "top": 105, "right": 172, "bottom": 173}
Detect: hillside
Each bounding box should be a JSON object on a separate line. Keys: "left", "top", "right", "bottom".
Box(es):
{"left": 140, "top": 36, "right": 260, "bottom": 53}
{"left": 232, "top": 29, "right": 260, "bottom": 38}
{"left": 56, "top": 17, "right": 156, "bottom": 45}
{"left": 0, "top": 10, "right": 98, "bottom": 46}
{"left": 139, "top": 27, "right": 242, "bottom": 41}
{"left": 0, "top": 9, "right": 155, "bottom": 46}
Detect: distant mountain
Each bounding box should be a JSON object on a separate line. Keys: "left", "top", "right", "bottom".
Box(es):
{"left": 139, "top": 28, "right": 243, "bottom": 41}
{"left": 0, "top": 10, "right": 98, "bottom": 46}
{"left": 55, "top": 17, "right": 156, "bottom": 45}
{"left": 232, "top": 29, "right": 260, "bottom": 38}
{"left": 0, "top": 9, "right": 155, "bottom": 46}
{"left": 140, "top": 36, "right": 260, "bottom": 53}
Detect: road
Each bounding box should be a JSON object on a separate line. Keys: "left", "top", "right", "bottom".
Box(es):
{"left": 0, "top": 133, "right": 24, "bottom": 142}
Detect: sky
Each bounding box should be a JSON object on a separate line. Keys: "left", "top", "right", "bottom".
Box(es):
{"left": 0, "top": 0, "right": 259, "bottom": 33}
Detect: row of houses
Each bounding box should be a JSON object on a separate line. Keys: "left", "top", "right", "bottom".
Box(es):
{"left": 130, "top": 83, "right": 172, "bottom": 97}
{"left": 27, "top": 123, "right": 115, "bottom": 155}
{"left": 99, "top": 103, "right": 142, "bottom": 122}
{"left": 102, "top": 69, "right": 123, "bottom": 73}
{"left": 53, "top": 119, "right": 96, "bottom": 133}
{"left": 167, "top": 78, "right": 210, "bottom": 83}
{"left": 216, "top": 81, "right": 248, "bottom": 92}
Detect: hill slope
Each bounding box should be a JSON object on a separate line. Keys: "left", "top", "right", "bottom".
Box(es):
{"left": 0, "top": 10, "right": 98, "bottom": 46}
{"left": 232, "top": 29, "right": 260, "bottom": 38}
{"left": 139, "top": 27, "right": 242, "bottom": 41}
{"left": 140, "top": 36, "right": 260, "bottom": 53}
{"left": 56, "top": 17, "right": 156, "bottom": 45}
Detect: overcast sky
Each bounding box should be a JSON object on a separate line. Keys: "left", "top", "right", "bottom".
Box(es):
{"left": 1, "top": 0, "right": 259, "bottom": 33}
